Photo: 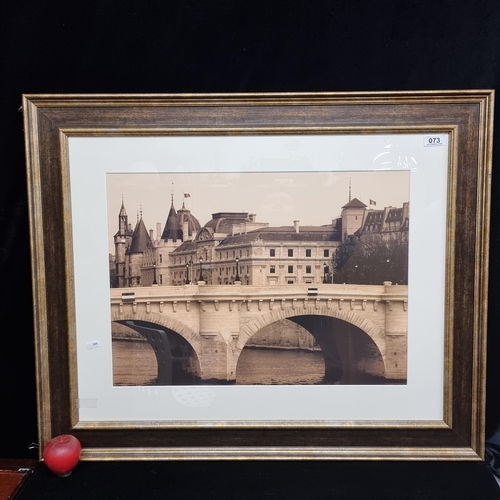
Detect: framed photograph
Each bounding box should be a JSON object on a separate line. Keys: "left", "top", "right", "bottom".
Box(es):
{"left": 23, "top": 91, "right": 493, "bottom": 460}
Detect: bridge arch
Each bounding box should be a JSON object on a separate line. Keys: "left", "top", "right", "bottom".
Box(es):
{"left": 111, "top": 310, "right": 204, "bottom": 372}
{"left": 235, "top": 308, "right": 386, "bottom": 378}
{"left": 237, "top": 306, "right": 386, "bottom": 364}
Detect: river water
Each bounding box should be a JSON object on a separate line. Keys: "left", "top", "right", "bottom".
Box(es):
{"left": 112, "top": 340, "right": 325, "bottom": 386}
{"left": 112, "top": 339, "right": 394, "bottom": 386}
{"left": 236, "top": 347, "right": 325, "bottom": 385}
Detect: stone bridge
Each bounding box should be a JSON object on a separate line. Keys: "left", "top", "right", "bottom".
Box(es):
{"left": 110, "top": 282, "right": 408, "bottom": 384}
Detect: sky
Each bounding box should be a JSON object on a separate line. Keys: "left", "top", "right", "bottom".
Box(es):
{"left": 107, "top": 170, "right": 410, "bottom": 251}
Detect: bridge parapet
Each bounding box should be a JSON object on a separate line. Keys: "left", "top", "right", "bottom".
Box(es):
{"left": 110, "top": 283, "right": 408, "bottom": 305}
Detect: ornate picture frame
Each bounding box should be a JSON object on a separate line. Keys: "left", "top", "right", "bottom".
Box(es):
{"left": 23, "top": 91, "right": 493, "bottom": 460}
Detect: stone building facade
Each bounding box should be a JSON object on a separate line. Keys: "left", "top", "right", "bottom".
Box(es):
{"left": 169, "top": 213, "right": 341, "bottom": 286}
{"left": 356, "top": 202, "right": 409, "bottom": 243}
{"left": 112, "top": 196, "right": 409, "bottom": 288}
{"left": 341, "top": 198, "right": 409, "bottom": 244}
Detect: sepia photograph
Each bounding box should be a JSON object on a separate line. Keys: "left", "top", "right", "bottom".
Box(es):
{"left": 107, "top": 169, "right": 410, "bottom": 387}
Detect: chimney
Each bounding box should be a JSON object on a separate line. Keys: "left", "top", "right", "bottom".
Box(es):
{"left": 156, "top": 222, "right": 161, "bottom": 240}
{"left": 402, "top": 201, "right": 409, "bottom": 222}
{"left": 293, "top": 220, "right": 300, "bottom": 233}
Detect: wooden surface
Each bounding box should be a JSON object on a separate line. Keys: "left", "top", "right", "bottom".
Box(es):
{"left": 0, "top": 472, "right": 26, "bottom": 500}
{"left": 0, "top": 462, "right": 36, "bottom": 500}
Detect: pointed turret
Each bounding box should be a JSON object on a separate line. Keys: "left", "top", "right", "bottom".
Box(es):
{"left": 128, "top": 216, "right": 152, "bottom": 254}
{"left": 161, "top": 201, "right": 183, "bottom": 241}
{"left": 119, "top": 199, "right": 127, "bottom": 216}
{"left": 118, "top": 198, "right": 128, "bottom": 235}
{"left": 114, "top": 198, "right": 134, "bottom": 287}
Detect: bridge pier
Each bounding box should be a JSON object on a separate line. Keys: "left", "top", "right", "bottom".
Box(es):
{"left": 198, "top": 335, "right": 238, "bottom": 383}
{"left": 384, "top": 298, "right": 408, "bottom": 380}
{"left": 198, "top": 301, "right": 240, "bottom": 383}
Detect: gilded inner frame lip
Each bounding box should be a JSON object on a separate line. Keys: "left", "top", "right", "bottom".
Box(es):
{"left": 22, "top": 91, "right": 493, "bottom": 460}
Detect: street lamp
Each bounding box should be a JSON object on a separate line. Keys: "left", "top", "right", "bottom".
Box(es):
{"left": 235, "top": 256, "right": 240, "bottom": 282}
{"left": 152, "top": 262, "right": 158, "bottom": 286}
{"left": 199, "top": 256, "right": 204, "bottom": 282}
{"left": 323, "top": 262, "right": 327, "bottom": 284}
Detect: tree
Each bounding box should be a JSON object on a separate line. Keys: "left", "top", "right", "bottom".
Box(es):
{"left": 332, "top": 237, "right": 408, "bottom": 285}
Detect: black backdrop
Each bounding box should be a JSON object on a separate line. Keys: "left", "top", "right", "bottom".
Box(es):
{"left": 2, "top": 0, "right": 500, "bottom": 496}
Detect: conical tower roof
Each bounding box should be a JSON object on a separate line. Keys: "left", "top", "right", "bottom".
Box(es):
{"left": 161, "top": 202, "right": 183, "bottom": 241}
{"left": 119, "top": 199, "right": 127, "bottom": 217}
{"left": 128, "top": 216, "right": 152, "bottom": 254}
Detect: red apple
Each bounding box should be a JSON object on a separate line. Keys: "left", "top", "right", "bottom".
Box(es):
{"left": 43, "top": 434, "right": 81, "bottom": 477}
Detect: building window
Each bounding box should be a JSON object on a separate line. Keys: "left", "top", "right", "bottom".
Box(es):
{"left": 159, "top": 275, "right": 163, "bottom": 284}
{"left": 159, "top": 254, "right": 163, "bottom": 263}
{"left": 270, "top": 265, "right": 276, "bottom": 273}
{"left": 306, "top": 249, "right": 311, "bottom": 257}
{"left": 288, "top": 249, "right": 293, "bottom": 257}
{"left": 306, "top": 265, "right": 311, "bottom": 273}
{"left": 136, "top": 277, "right": 140, "bottom": 285}
{"left": 324, "top": 249, "right": 329, "bottom": 257}
{"left": 270, "top": 249, "right": 275, "bottom": 257}
{"left": 247, "top": 249, "right": 250, "bottom": 256}
{"left": 288, "top": 265, "right": 293, "bottom": 273}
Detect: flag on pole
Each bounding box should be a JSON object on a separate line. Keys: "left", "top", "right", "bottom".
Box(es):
{"left": 369, "top": 199, "right": 377, "bottom": 206}
{"left": 184, "top": 193, "right": 191, "bottom": 198}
